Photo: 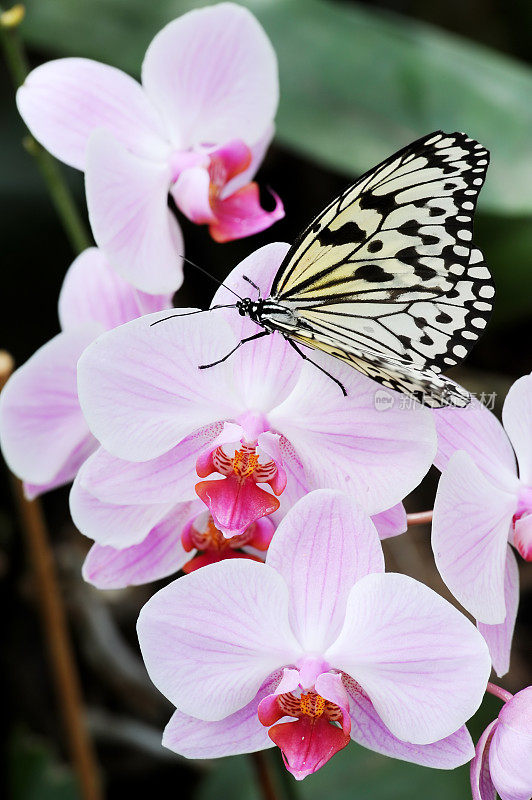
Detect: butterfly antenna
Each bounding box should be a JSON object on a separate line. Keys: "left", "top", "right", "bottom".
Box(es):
{"left": 181, "top": 255, "right": 243, "bottom": 301}
{"left": 150, "top": 304, "right": 236, "bottom": 327}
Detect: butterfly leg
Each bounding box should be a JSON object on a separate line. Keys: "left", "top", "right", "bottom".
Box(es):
{"left": 287, "top": 339, "right": 347, "bottom": 396}
{"left": 198, "top": 330, "right": 271, "bottom": 369}
{"left": 150, "top": 304, "right": 236, "bottom": 327}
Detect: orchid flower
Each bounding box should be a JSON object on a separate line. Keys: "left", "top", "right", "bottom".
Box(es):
{"left": 80, "top": 497, "right": 276, "bottom": 589}
{"left": 73, "top": 243, "right": 436, "bottom": 562}
{"left": 16, "top": 3, "right": 283, "bottom": 294}
{"left": 137, "top": 489, "right": 490, "bottom": 780}
{"left": 0, "top": 248, "right": 171, "bottom": 498}
{"left": 471, "top": 686, "right": 532, "bottom": 800}
{"left": 432, "top": 378, "right": 532, "bottom": 675}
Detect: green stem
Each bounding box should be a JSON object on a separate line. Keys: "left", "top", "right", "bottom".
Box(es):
{"left": 0, "top": 6, "right": 91, "bottom": 254}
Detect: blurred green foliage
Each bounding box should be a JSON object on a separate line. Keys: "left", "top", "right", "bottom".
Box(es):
{"left": 9, "top": 731, "right": 80, "bottom": 800}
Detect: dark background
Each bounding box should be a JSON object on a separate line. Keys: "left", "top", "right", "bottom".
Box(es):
{"left": 1, "top": 1, "right": 531, "bottom": 798}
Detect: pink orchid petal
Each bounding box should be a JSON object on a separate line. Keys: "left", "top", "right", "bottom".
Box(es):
{"left": 82, "top": 502, "right": 197, "bottom": 589}
{"left": 433, "top": 402, "right": 518, "bottom": 492}
{"left": 490, "top": 688, "right": 532, "bottom": 800}
{"left": 266, "top": 490, "right": 384, "bottom": 652}
{"left": 85, "top": 129, "right": 184, "bottom": 295}
{"left": 502, "top": 374, "right": 532, "bottom": 486}
{"left": 209, "top": 182, "right": 284, "bottom": 243}
{"left": 471, "top": 720, "right": 498, "bottom": 800}
{"left": 432, "top": 451, "right": 517, "bottom": 624}
{"left": 314, "top": 672, "right": 351, "bottom": 735}
{"left": 222, "top": 125, "right": 275, "bottom": 198}
{"left": 78, "top": 426, "right": 220, "bottom": 505}
{"left": 16, "top": 58, "right": 168, "bottom": 170}
{"left": 77, "top": 311, "right": 239, "bottom": 462}
{"left": 141, "top": 4, "right": 278, "bottom": 149}
{"left": 209, "top": 139, "right": 252, "bottom": 185}
{"left": 514, "top": 513, "right": 532, "bottom": 560}
{"left": 270, "top": 360, "right": 436, "bottom": 515}
{"left": 371, "top": 503, "right": 407, "bottom": 540}
{"left": 59, "top": 247, "right": 172, "bottom": 331}
{"left": 0, "top": 326, "right": 100, "bottom": 486}
{"left": 212, "top": 243, "right": 302, "bottom": 410}
{"left": 172, "top": 166, "right": 216, "bottom": 225}
{"left": 478, "top": 547, "right": 520, "bottom": 677}
{"left": 70, "top": 477, "right": 174, "bottom": 548}
{"left": 326, "top": 572, "right": 491, "bottom": 744}
{"left": 196, "top": 474, "right": 280, "bottom": 538}
{"left": 137, "top": 559, "right": 302, "bottom": 721}
{"left": 269, "top": 715, "right": 350, "bottom": 780}
{"left": 162, "top": 677, "right": 278, "bottom": 758}
{"left": 345, "top": 681, "right": 475, "bottom": 768}
{"left": 21, "top": 437, "right": 96, "bottom": 499}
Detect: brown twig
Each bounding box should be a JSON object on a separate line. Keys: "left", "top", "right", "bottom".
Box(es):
{"left": 1, "top": 352, "right": 102, "bottom": 799}
{"left": 250, "top": 752, "right": 280, "bottom": 800}
{"left": 406, "top": 509, "right": 433, "bottom": 526}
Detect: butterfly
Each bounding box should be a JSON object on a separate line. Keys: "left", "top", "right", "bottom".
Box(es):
{"left": 158, "top": 131, "right": 494, "bottom": 407}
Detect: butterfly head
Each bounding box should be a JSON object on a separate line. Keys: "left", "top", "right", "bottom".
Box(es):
{"left": 236, "top": 297, "right": 264, "bottom": 323}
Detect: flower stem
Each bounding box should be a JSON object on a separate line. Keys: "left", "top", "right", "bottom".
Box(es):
{"left": 406, "top": 510, "right": 433, "bottom": 526}
{"left": 486, "top": 681, "right": 513, "bottom": 704}
{"left": 0, "top": 5, "right": 91, "bottom": 254}
{"left": 1, "top": 352, "right": 102, "bottom": 799}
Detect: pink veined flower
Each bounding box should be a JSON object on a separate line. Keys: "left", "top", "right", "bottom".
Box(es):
{"left": 0, "top": 248, "right": 171, "bottom": 498}
{"left": 71, "top": 242, "right": 435, "bottom": 571}
{"left": 80, "top": 499, "right": 276, "bottom": 590}
{"left": 137, "top": 489, "right": 491, "bottom": 779}
{"left": 431, "top": 377, "right": 532, "bottom": 676}
{"left": 471, "top": 687, "right": 532, "bottom": 800}
{"left": 16, "top": 3, "right": 283, "bottom": 295}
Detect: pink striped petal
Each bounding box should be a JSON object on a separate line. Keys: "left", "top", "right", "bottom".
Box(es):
{"left": 77, "top": 311, "right": 238, "bottom": 462}
{"left": 266, "top": 490, "right": 384, "bottom": 652}
{"left": 211, "top": 243, "right": 302, "bottom": 410}
{"left": 477, "top": 547, "right": 520, "bottom": 677}
{"left": 77, "top": 427, "right": 219, "bottom": 505}
{"left": 432, "top": 451, "right": 517, "bottom": 624}
{"left": 162, "top": 677, "right": 278, "bottom": 758}
{"left": 16, "top": 58, "right": 168, "bottom": 170}
{"left": 470, "top": 720, "right": 498, "bottom": 800}
{"left": 433, "top": 402, "right": 518, "bottom": 492}
{"left": 59, "top": 247, "right": 172, "bottom": 331}
{"left": 502, "top": 374, "right": 532, "bottom": 486}
{"left": 141, "top": 4, "right": 278, "bottom": 149}
{"left": 270, "top": 360, "right": 436, "bottom": 515}
{"left": 490, "top": 688, "right": 532, "bottom": 800}
{"left": 371, "top": 503, "right": 407, "bottom": 540}
{"left": 345, "top": 681, "right": 475, "bottom": 768}
{"left": 0, "top": 326, "right": 100, "bottom": 486}
{"left": 82, "top": 503, "right": 197, "bottom": 589}
{"left": 85, "top": 130, "right": 184, "bottom": 294}
{"left": 209, "top": 183, "right": 284, "bottom": 243}
{"left": 70, "top": 477, "right": 174, "bottom": 548}
{"left": 326, "top": 572, "right": 490, "bottom": 744}
{"left": 137, "top": 559, "right": 302, "bottom": 721}
{"left": 172, "top": 166, "right": 215, "bottom": 224}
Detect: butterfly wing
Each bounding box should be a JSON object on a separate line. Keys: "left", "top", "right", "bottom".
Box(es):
{"left": 268, "top": 131, "right": 493, "bottom": 403}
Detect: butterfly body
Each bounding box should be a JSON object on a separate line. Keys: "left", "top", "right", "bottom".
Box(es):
{"left": 233, "top": 131, "right": 494, "bottom": 408}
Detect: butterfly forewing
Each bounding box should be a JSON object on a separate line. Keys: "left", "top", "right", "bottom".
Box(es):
{"left": 264, "top": 131, "right": 493, "bottom": 406}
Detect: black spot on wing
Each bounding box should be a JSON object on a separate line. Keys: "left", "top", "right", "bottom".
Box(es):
{"left": 354, "top": 264, "right": 394, "bottom": 282}
{"left": 317, "top": 221, "right": 366, "bottom": 246}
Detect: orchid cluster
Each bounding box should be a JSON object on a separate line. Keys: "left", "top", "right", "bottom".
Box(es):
{"left": 0, "top": 3, "right": 530, "bottom": 796}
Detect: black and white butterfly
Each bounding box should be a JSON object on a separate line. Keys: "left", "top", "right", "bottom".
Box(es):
{"left": 160, "top": 131, "right": 494, "bottom": 407}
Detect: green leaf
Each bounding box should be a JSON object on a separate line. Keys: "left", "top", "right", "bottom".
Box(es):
{"left": 19, "top": 0, "right": 532, "bottom": 214}
{"left": 8, "top": 731, "right": 81, "bottom": 800}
